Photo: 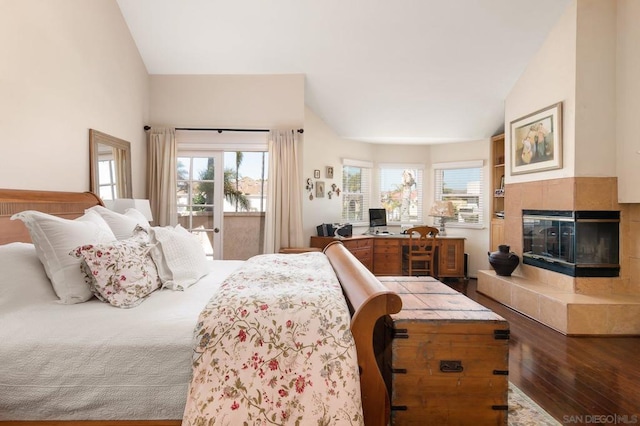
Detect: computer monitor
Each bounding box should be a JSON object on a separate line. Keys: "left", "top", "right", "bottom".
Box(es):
{"left": 369, "top": 208, "right": 387, "bottom": 228}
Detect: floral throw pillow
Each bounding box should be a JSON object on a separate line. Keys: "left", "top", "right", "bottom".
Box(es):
{"left": 70, "top": 238, "right": 161, "bottom": 308}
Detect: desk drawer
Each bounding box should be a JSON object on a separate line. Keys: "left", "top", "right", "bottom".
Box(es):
{"left": 374, "top": 239, "right": 400, "bottom": 247}
{"left": 374, "top": 252, "right": 400, "bottom": 262}
{"left": 344, "top": 239, "right": 373, "bottom": 250}
{"left": 352, "top": 247, "right": 372, "bottom": 261}
{"left": 375, "top": 246, "right": 401, "bottom": 255}
{"left": 374, "top": 261, "right": 402, "bottom": 276}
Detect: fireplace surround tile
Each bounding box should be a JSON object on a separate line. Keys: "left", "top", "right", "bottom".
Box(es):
{"left": 511, "top": 285, "right": 541, "bottom": 318}
{"left": 492, "top": 278, "right": 513, "bottom": 305}
{"left": 575, "top": 277, "right": 616, "bottom": 295}
{"left": 608, "top": 304, "right": 640, "bottom": 334}
{"left": 477, "top": 270, "right": 640, "bottom": 335}
{"left": 542, "top": 179, "right": 574, "bottom": 210}
{"left": 518, "top": 264, "right": 574, "bottom": 291}
{"left": 538, "top": 295, "right": 568, "bottom": 333}
{"left": 574, "top": 177, "right": 618, "bottom": 210}
{"left": 566, "top": 304, "right": 610, "bottom": 335}
{"left": 521, "top": 182, "right": 544, "bottom": 210}
{"left": 621, "top": 260, "right": 640, "bottom": 294}
{"left": 628, "top": 221, "right": 640, "bottom": 258}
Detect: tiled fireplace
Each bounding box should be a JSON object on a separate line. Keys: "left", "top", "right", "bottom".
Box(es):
{"left": 478, "top": 177, "right": 640, "bottom": 335}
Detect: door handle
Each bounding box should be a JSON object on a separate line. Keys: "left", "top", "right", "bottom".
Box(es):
{"left": 214, "top": 228, "right": 220, "bottom": 233}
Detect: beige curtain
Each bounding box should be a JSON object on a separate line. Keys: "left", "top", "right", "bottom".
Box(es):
{"left": 263, "top": 129, "right": 304, "bottom": 253}
{"left": 146, "top": 128, "right": 177, "bottom": 226}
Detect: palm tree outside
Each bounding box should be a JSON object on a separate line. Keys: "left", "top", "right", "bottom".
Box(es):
{"left": 188, "top": 154, "right": 252, "bottom": 212}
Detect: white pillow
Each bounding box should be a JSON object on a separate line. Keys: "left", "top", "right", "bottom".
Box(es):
{"left": 148, "top": 224, "right": 209, "bottom": 290}
{"left": 10, "top": 210, "right": 117, "bottom": 304}
{"left": 87, "top": 205, "right": 150, "bottom": 240}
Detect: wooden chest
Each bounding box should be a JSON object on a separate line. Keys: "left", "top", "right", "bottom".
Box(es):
{"left": 377, "top": 276, "right": 509, "bottom": 425}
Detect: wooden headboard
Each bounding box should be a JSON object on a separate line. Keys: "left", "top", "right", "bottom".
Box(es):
{"left": 0, "top": 188, "right": 103, "bottom": 245}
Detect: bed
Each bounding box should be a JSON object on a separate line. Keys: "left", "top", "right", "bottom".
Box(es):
{"left": 0, "top": 188, "right": 402, "bottom": 426}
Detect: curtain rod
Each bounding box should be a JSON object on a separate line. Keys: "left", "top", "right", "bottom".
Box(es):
{"left": 144, "top": 125, "right": 303, "bottom": 134}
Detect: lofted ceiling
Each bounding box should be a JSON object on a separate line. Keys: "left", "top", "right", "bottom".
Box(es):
{"left": 117, "top": 0, "right": 571, "bottom": 144}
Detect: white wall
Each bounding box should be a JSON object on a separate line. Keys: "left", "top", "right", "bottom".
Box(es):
{"left": 0, "top": 0, "right": 149, "bottom": 196}
{"left": 149, "top": 75, "right": 304, "bottom": 129}
{"left": 302, "top": 107, "right": 374, "bottom": 238}
{"left": 616, "top": 0, "right": 640, "bottom": 202}
{"left": 505, "top": 0, "right": 577, "bottom": 184}
{"left": 574, "top": 0, "right": 617, "bottom": 177}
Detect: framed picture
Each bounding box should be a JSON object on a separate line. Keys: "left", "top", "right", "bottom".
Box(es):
{"left": 314, "top": 169, "right": 320, "bottom": 179}
{"left": 315, "top": 181, "right": 325, "bottom": 198}
{"left": 326, "top": 166, "right": 334, "bottom": 179}
{"left": 510, "top": 102, "right": 562, "bottom": 175}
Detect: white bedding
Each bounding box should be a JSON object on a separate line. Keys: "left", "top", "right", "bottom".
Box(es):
{"left": 0, "top": 242, "right": 245, "bottom": 420}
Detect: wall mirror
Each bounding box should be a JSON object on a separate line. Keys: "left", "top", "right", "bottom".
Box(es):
{"left": 89, "top": 129, "right": 132, "bottom": 200}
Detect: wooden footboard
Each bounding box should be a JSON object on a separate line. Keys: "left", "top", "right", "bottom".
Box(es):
{"left": 324, "top": 241, "right": 403, "bottom": 426}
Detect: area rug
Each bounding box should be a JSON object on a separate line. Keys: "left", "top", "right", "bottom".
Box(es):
{"left": 509, "top": 382, "right": 561, "bottom": 426}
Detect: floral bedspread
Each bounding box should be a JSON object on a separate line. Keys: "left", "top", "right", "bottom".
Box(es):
{"left": 182, "top": 252, "right": 364, "bottom": 426}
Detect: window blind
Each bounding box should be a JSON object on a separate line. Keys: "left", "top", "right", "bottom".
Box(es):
{"left": 433, "top": 160, "right": 484, "bottom": 227}
{"left": 378, "top": 165, "right": 424, "bottom": 223}
{"left": 342, "top": 159, "right": 373, "bottom": 224}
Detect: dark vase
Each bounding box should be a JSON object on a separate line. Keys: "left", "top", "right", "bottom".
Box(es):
{"left": 488, "top": 245, "right": 520, "bottom": 276}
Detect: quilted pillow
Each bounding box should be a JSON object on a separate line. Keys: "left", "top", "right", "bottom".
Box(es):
{"left": 148, "top": 224, "right": 209, "bottom": 291}
{"left": 70, "top": 238, "right": 161, "bottom": 308}
{"left": 86, "top": 205, "right": 150, "bottom": 240}
{"left": 10, "top": 210, "right": 116, "bottom": 304}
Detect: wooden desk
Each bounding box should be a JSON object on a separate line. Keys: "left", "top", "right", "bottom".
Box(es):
{"left": 309, "top": 235, "right": 374, "bottom": 270}
{"left": 310, "top": 235, "right": 465, "bottom": 279}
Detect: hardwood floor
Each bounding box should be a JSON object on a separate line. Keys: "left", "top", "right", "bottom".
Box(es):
{"left": 448, "top": 278, "right": 640, "bottom": 423}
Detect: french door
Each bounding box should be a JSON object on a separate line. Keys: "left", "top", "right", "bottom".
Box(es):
{"left": 177, "top": 153, "right": 224, "bottom": 259}
{"left": 177, "top": 150, "right": 269, "bottom": 260}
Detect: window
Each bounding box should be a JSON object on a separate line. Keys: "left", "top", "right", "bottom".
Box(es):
{"left": 97, "top": 159, "right": 116, "bottom": 201}
{"left": 177, "top": 152, "right": 268, "bottom": 214}
{"left": 433, "top": 160, "right": 484, "bottom": 228}
{"left": 342, "top": 159, "right": 372, "bottom": 223}
{"left": 378, "top": 164, "right": 424, "bottom": 223}
{"left": 223, "top": 151, "right": 268, "bottom": 213}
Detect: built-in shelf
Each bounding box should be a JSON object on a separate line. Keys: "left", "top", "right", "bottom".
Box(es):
{"left": 490, "top": 134, "right": 505, "bottom": 252}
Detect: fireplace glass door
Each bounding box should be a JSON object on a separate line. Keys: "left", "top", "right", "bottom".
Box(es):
{"left": 523, "top": 213, "right": 574, "bottom": 264}
{"left": 522, "top": 210, "right": 619, "bottom": 277}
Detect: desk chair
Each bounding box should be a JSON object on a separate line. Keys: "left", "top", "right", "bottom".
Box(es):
{"left": 404, "top": 226, "right": 439, "bottom": 276}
